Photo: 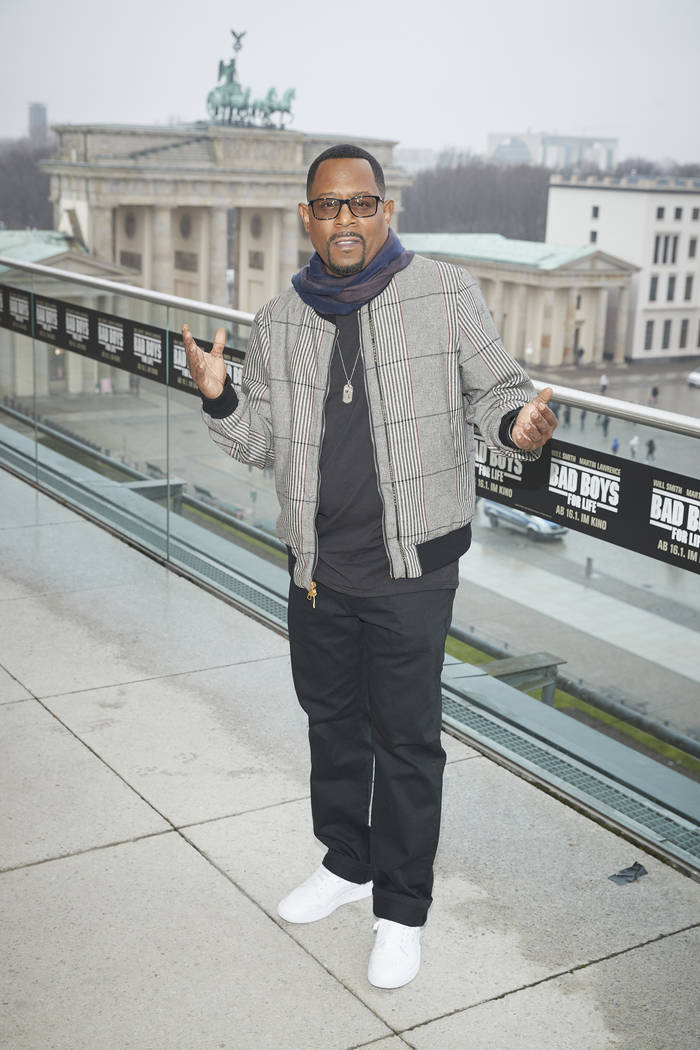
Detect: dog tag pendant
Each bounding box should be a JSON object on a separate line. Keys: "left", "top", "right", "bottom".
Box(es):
{"left": 342, "top": 382, "right": 353, "bottom": 404}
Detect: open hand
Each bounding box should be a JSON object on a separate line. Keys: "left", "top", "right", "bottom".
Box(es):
{"left": 511, "top": 387, "right": 558, "bottom": 451}
{"left": 182, "top": 324, "right": 227, "bottom": 399}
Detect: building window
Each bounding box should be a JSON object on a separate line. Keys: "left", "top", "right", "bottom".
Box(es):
{"left": 576, "top": 294, "right": 582, "bottom": 310}
{"left": 698, "top": 320, "right": 700, "bottom": 347}
{"left": 649, "top": 276, "right": 658, "bottom": 301}
{"left": 662, "top": 235, "right": 670, "bottom": 264}
{"left": 693, "top": 207, "right": 700, "bottom": 221}
{"left": 667, "top": 275, "right": 676, "bottom": 301}
{"left": 591, "top": 205, "right": 599, "bottom": 219}
{"left": 674, "top": 207, "right": 683, "bottom": 220}
{"left": 248, "top": 250, "right": 265, "bottom": 270}
{"left": 119, "top": 250, "right": 142, "bottom": 270}
{"left": 653, "top": 235, "right": 660, "bottom": 264}
{"left": 690, "top": 237, "right": 697, "bottom": 259}
{"left": 656, "top": 206, "right": 665, "bottom": 220}
{"left": 662, "top": 319, "right": 671, "bottom": 349}
{"left": 174, "top": 250, "right": 198, "bottom": 272}
{"left": 672, "top": 235, "right": 678, "bottom": 264}
{"left": 685, "top": 275, "right": 694, "bottom": 301}
{"left": 680, "top": 319, "right": 689, "bottom": 349}
{"left": 589, "top": 230, "right": 597, "bottom": 243}
{"left": 644, "top": 320, "right": 654, "bottom": 350}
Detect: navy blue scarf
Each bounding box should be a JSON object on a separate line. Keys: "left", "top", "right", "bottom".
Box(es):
{"left": 291, "top": 229, "right": 414, "bottom": 315}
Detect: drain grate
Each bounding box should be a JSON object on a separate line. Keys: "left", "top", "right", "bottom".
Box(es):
{"left": 442, "top": 692, "right": 700, "bottom": 866}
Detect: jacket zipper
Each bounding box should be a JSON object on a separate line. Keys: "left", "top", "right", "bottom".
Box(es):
{"left": 360, "top": 315, "right": 392, "bottom": 577}
{"left": 307, "top": 326, "right": 334, "bottom": 608}
{"left": 367, "top": 302, "right": 408, "bottom": 577}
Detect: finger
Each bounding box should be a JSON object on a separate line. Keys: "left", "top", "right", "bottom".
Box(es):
{"left": 182, "top": 324, "right": 198, "bottom": 354}
{"left": 211, "top": 328, "right": 226, "bottom": 357}
{"left": 537, "top": 387, "right": 554, "bottom": 405}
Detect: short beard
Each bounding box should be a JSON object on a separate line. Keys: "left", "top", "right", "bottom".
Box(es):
{"left": 325, "top": 235, "right": 366, "bottom": 276}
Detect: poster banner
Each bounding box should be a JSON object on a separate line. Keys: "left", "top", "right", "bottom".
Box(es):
{"left": 2, "top": 285, "right": 697, "bottom": 573}
{"left": 0, "top": 285, "right": 32, "bottom": 335}
{"left": 475, "top": 435, "right": 700, "bottom": 574}
{"left": 168, "top": 328, "right": 244, "bottom": 396}
{"left": 34, "top": 296, "right": 62, "bottom": 346}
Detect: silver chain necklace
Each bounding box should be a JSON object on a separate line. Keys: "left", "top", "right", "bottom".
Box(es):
{"left": 335, "top": 330, "right": 362, "bottom": 404}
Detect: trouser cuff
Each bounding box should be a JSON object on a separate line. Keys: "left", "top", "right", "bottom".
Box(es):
{"left": 372, "top": 888, "right": 429, "bottom": 927}
{"left": 322, "top": 850, "right": 372, "bottom": 885}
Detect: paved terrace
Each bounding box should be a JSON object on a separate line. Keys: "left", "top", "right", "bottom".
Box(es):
{"left": 1, "top": 467, "right": 699, "bottom": 1050}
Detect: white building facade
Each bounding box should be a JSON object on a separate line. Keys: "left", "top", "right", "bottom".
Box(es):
{"left": 546, "top": 174, "right": 700, "bottom": 360}
{"left": 400, "top": 233, "right": 636, "bottom": 368}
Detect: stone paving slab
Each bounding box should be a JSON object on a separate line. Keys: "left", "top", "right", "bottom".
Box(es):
{"left": 45, "top": 658, "right": 311, "bottom": 827}
{"left": 0, "top": 700, "right": 168, "bottom": 870}
{"left": 188, "top": 761, "right": 700, "bottom": 1033}
{"left": 0, "top": 515, "right": 165, "bottom": 599}
{"left": 404, "top": 927, "right": 700, "bottom": 1050}
{"left": 0, "top": 833, "right": 391, "bottom": 1050}
{"left": 0, "top": 569, "right": 288, "bottom": 697}
{"left": 0, "top": 663, "right": 31, "bottom": 703}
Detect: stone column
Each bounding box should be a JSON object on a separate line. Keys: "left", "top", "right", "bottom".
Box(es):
{"left": 151, "top": 206, "right": 173, "bottom": 295}
{"left": 90, "top": 206, "right": 113, "bottom": 263}
{"left": 564, "top": 286, "right": 577, "bottom": 364}
{"left": 12, "top": 336, "right": 34, "bottom": 397}
{"left": 142, "top": 207, "right": 154, "bottom": 291}
{"left": 279, "top": 206, "right": 299, "bottom": 293}
{"left": 198, "top": 207, "right": 210, "bottom": 304}
{"left": 540, "top": 287, "right": 555, "bottom": 365}
{"left": 208, "top": 207, "right": 229, "bottom": 308}
{"left": 592, "top": 286, "right": 609, "bottom": 362}
{"left": 66, "top": 347, "right": 84, "bottom": 394}
{"left": 613, "top": 285, "right": 630, "bottom": 362}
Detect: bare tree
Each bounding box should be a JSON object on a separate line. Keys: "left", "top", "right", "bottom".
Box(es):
{"left": 0, "top": 139, "right": 55, "bottom": 229}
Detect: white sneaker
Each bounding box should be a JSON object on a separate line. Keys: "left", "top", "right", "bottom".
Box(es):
{"left": 277, "top": 865, "right": 372, "bottom": 923}
{"left": 367, "top": 918, "right": 422, "bottom": 989}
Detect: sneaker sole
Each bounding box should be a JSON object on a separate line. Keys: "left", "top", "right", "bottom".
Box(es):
{"left": 277, "top": 881, "right": 373, "bottom": 923}
{"left": 368, "top": 956, "right": 421, "bottom": 989}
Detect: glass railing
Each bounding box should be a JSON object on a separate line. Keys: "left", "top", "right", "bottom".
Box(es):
{"left": 2, "top": 255, "right": 698, "bottom": 873}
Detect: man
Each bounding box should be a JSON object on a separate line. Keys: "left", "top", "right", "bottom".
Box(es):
{"left": 183, "top": 144, "right": 556, "bottom": 989}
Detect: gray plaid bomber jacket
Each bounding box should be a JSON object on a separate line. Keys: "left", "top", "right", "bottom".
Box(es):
{"left": 202, "top": 254, "right": 538, "bottom": 592}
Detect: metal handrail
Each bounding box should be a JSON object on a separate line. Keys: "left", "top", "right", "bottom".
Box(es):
{"left": 0, "top": 255, "right": 255, "bottom": 325}
{"left": 1, "top": 254, "right": 699, "bottom": 437}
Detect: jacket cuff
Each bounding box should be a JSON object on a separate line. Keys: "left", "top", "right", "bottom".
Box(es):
{"left": 201, "top": 373, "right": 238, "bottom": 418}
{"left": 498, "top": 407, "right": 521, "bottom": 449}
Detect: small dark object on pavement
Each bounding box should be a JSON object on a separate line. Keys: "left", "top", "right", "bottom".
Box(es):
{"left": 608, "top": 862, "right": 648, "bottom": 885}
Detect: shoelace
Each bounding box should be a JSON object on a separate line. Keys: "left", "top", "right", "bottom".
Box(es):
{"left": 372, "top": 920, "right": 419, "bottom": 955}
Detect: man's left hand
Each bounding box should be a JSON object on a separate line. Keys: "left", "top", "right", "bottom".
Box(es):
{"left": 511, "top": 387, "right": 558, "bottom": 451}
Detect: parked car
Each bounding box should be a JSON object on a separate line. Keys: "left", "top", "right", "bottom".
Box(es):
{"left": 481, "top": 500, "right": 568, "bottom": 541}
{"left": 687, "top": 369, "right": 700, "bottom": 387}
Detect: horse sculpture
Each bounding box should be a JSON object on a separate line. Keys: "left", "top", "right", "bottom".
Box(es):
{"left": 206, "top": 30, "right": 295, "bottom": 128}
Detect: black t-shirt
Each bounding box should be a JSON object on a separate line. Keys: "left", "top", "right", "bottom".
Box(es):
{"left": 313, "top": 310, "right": 459, "bottom": 596}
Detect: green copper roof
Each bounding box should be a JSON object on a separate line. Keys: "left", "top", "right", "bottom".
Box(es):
{"left": 400, "top": 233, "right": 595, "bottom": 270}
{"left": 0, "top": 230, "right": 79, "bottom": 271}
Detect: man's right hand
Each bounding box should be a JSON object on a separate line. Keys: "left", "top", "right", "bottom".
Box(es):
{"left": 182, "top": 324, "right": 227, "bottom": 399}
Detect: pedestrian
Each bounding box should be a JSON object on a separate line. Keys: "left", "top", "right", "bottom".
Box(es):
{"left": 646, "top": 438, "right": 656, "bottom": 461}
{"left": 611, "top": 437, "right": 619, "bottom": 454}
{"left": 600, "top": 373, "right": 608, "bottom": 395}
{"left": 602, "top": 414, "right": 610, "bottom": 437}
{"left": 629, "top": 434, "right": 639, "bottom": 458}
{"left": 576, "top": 346, "right": 585, "bottom": 367}
{"left": 183, "top": 145, "right": 557, "bottom": 990}
{"left": 563, "top": 405, "right": 571, "bottom": 428}
{"left": 649, "top": 385, "right": 659, "bottom": 407}
{"left": 580, "top": 409, "right": 587, "bottom": 430}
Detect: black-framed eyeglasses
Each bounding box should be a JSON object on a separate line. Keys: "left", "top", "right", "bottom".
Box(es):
{"left": 307, "top": 194, "right": 384, "bottom": 220}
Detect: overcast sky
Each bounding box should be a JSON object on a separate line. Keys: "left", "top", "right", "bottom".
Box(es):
{"left": 2, "top": 0, "right": 699, "bottom": 163}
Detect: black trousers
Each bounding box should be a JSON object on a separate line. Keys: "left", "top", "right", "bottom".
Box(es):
{"left": 287, "top": 581, "right": 455, "bottom": 927}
